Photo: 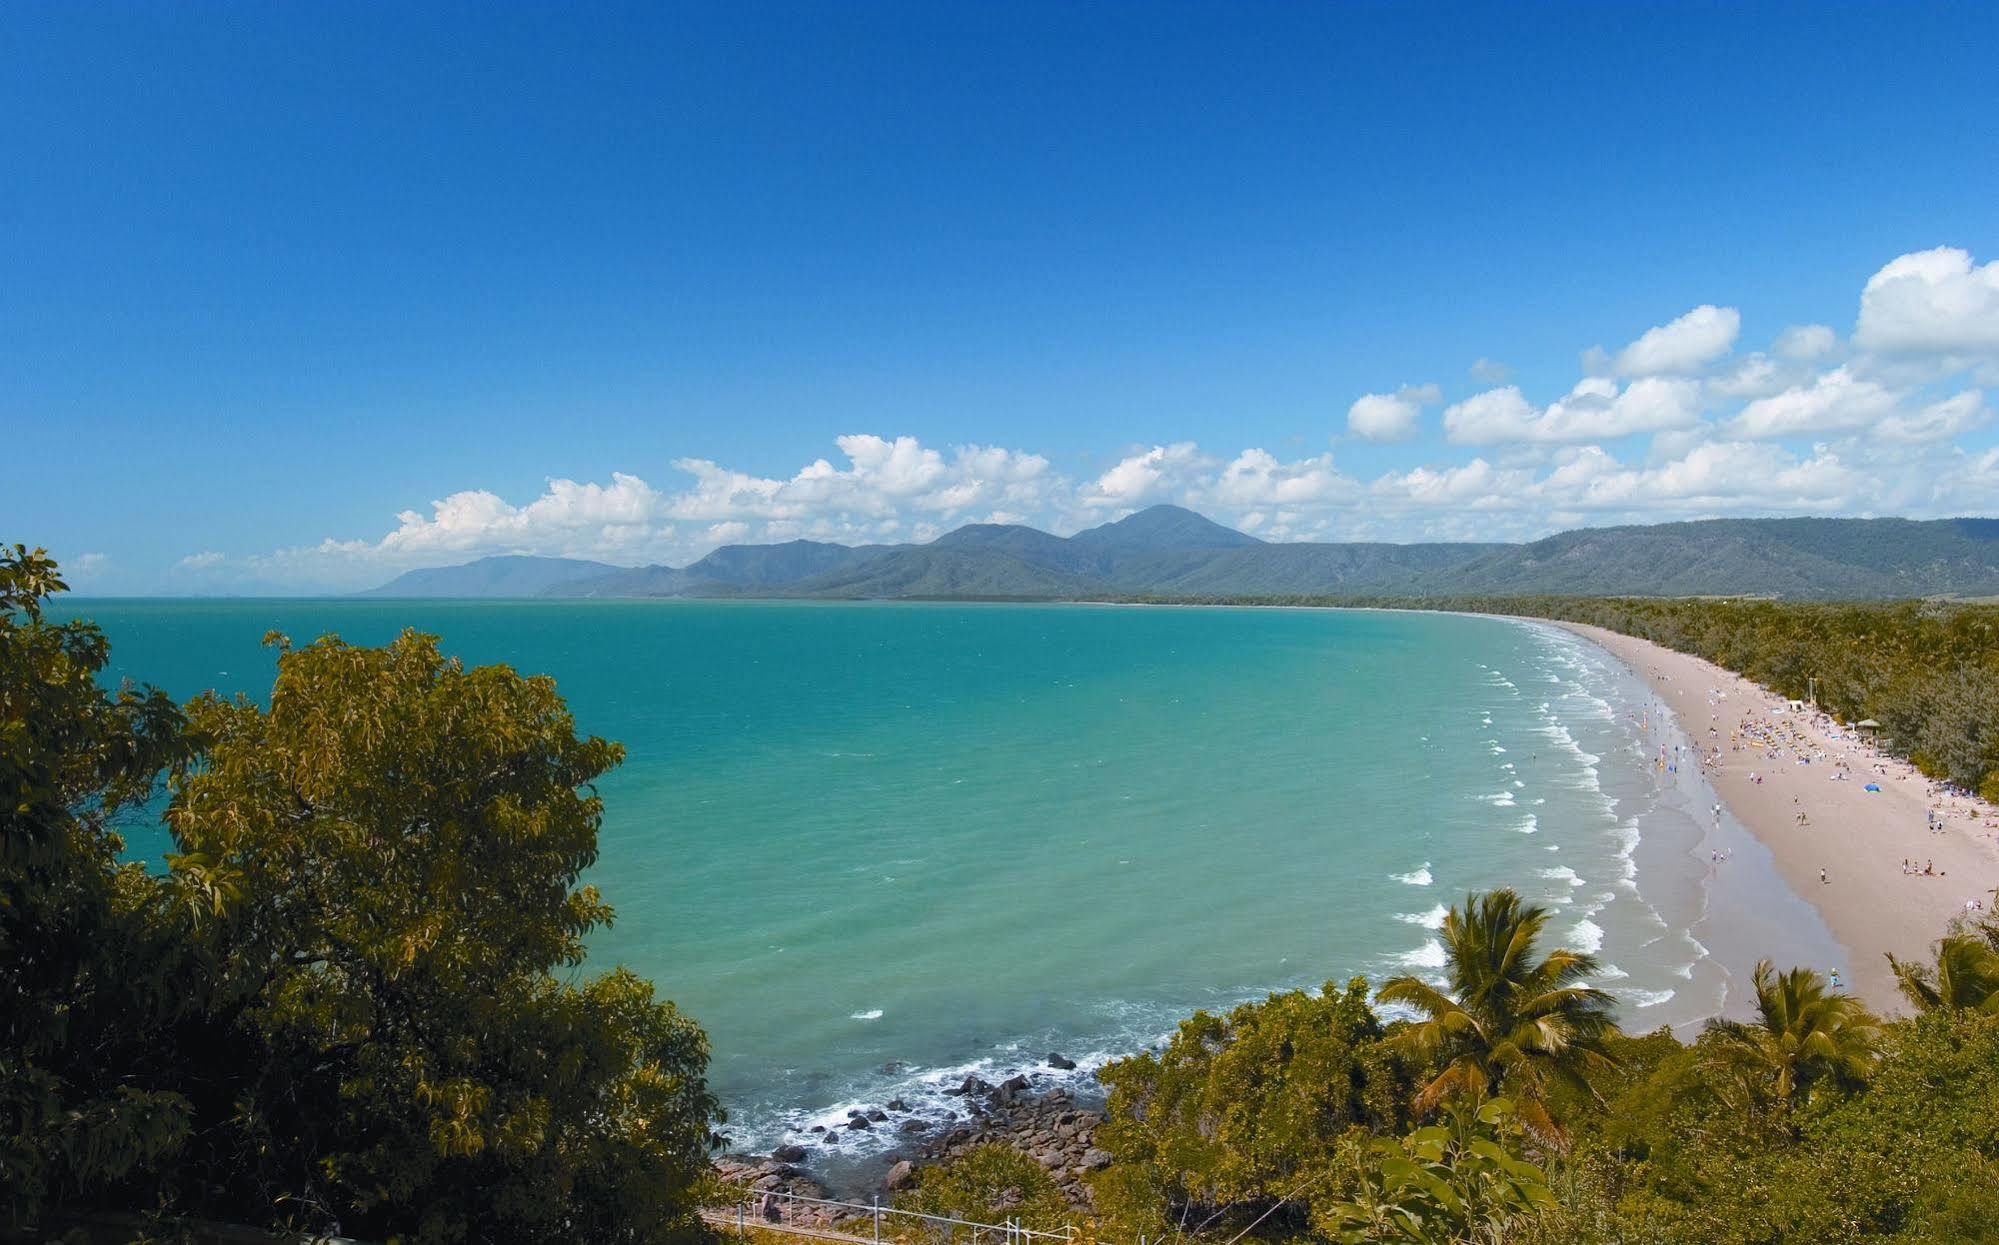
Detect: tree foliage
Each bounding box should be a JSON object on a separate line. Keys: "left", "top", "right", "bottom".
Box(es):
{"left": 1320, "top": 1098, "right": 1555, "bottom": 1245}
{"left": 1375, "top": 890, "right": 1619, "bottom": 1139}
{"left": 894, "top": 1144, "right": 1072, "bottom": 1231}
{"left": 2, "top": 545, "right": 195, "bottom": 1223}
{"left": 2, "top": 547, "right": 718, "bottom": 1243}
{"left": 1088, "top": 978, "right": 1413, "bottom": 1238}
{"left": 1705, "top": 959, "right": 1881, "bottom": 1109}
{"left": 1887, "top": 916, "right": 1999, "bottom": 1014}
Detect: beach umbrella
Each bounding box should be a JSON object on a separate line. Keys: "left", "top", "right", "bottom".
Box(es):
{"left": 1864, "top": 783, "right": 1881, "bottom": 792}
{"left": 1856, "top": 719, "right": 1880, "bottom": 730}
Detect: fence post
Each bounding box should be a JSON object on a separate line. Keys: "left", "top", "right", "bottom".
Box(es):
{"left": 737, "top": 1197, "right": 745, "bottom": 1239}
{"left": 873, "top": 1194, "right": 881, "bottom": 1245}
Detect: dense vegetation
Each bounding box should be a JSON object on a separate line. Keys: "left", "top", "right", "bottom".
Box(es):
{"left": 884, "top": 876, "right": 1999, "bottom": 1243}
{"left": 2, "top": 546, "right": 717, "bottom": 1243}
{"left": 985, "top": 890, "right": 1998, "bottom": 1244}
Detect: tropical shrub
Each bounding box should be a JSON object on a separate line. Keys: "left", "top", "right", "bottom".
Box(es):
{"left": 1319, "top": 1098, "right": 1554, "bottom": 1244}
{"left": 1089, "top": 978, "right": 1412, "bottom": 1238}
{"left": 895, "top": 1144, "right": 1072, "bottom": 1231}
{"left": 1375, "top": 889, "right": 1620, "bottom": 1139}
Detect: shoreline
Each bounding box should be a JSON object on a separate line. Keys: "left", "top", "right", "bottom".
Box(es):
{"left": 1547, "top": 620, "right": 1999, "bottom": 1015}
{"left": 724, "top": 611, "right": 1855, "bottom": 1197}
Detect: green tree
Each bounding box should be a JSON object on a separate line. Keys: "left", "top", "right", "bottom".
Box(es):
{"left": 894, "top": 1144, "right": 1072, "bottom": 1232}
{"left": 1375, "top": 890, "right": 1619, "bottom": 1138}
{"left": 1089, "top": 979, "right": 1412, "bottom": 1238}
{"left": 1886, "top": 923, "right": 1999, "bottom": 1014}
{"left": 1706, "top": 960, "right": 1880, "bottom": 1108}
{"left": 162, "top": 628, "right": 719, "bottom": 1242}
{"left": 1319, "top": 1098, "right": 1555, "bottom": 1244}
{"left": 1, "top": 545, "right": 195, "bottom": 1226}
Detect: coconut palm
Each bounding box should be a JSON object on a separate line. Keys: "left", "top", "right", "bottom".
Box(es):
{"left": 1886, "top": 922, "right": 1999, "bottom": 1013}
{"left": 1709, "top": 959, "right": 1880, "bottom": 1105}
{"left": 1375, "top": 889, "right": 1620, "bottom": 1137}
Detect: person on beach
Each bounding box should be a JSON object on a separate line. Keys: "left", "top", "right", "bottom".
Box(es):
{"left": 1820, "top": 867, "right": 1828, "bottom": 884}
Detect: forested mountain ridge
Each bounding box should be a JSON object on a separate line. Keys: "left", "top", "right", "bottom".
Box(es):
{"left": 362, "top": 507, "right": 1999, "bottom": 601}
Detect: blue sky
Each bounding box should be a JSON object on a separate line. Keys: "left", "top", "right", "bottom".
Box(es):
{"left": 5, "top": 3, "right": 1998, "bottom": 593}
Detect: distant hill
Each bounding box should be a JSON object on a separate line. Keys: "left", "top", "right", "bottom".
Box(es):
{"left": 546, "top": 539, "right": 894, "bottom": 597}
{"left": 359, "top": 555, "right": 620, "bottom": 598}
{"left": 1069, "top": 504, "right": 1263, "bottom": 555}
{"left": 1437, "top": 517, "right": 1999, "bottom": 598}
{"left": 358, "top": 508, "right": 1999, "bottom": 602}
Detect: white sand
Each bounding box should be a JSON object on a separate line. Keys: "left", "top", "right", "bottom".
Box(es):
{"left": 1554, "top": 621, "right": 1999, "bottom": 1013}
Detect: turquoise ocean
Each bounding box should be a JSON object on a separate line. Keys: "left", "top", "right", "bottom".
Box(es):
{"left": 66, "top": 599, "right": 1840, "bottom": 1185}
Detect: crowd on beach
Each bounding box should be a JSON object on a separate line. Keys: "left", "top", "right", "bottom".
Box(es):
{"left": 1627, "top": 660, "right": 1999, "bottom": 989}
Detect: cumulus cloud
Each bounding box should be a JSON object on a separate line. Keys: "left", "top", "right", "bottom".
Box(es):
{"left": 1083, "top": 443, "right": 1210, "bottom": 508}
{"left": 1373, "top": 457, "right": 1521, "bottom": 507}
{"left": 177, "top": 551, "right": 225, "bottom": 570}
{"left": 1210, "top": 449, "right": 1358, "bottom": 507}
{"left": 1609, "top": 305, "right": 1741, "bottom": 376}
{"left": 1774, "top": 324, "right": 1839, "bottom": 361}
{"left": 1443, "top": 377, "right": 1701, "bottom": 444}
{"left": 1873, "top": 390, "right": 1989, "bottom": 444}
{"left": 1346, "top": 383, "right": 1441, "bottom": 442}
{"left": 1470, "top": 357, "right": 1511, "bottom": 383}
{"left": 1725, "top": 366, "right": 1901, "bottom": 438}
{"left": 1855, "top": 247, "right": 1999, "bottom": 354}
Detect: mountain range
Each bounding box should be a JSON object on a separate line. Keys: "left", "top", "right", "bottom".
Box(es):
{"left": 359, "top": 506, "right": 1999, "bottom": 601}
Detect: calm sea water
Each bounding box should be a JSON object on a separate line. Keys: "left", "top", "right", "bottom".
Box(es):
{"left": 65, "top": 599, "right": 1800, "bottom": 1179}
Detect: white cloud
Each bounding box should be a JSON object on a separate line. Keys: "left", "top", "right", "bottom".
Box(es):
{"left": 1611, "top": 305, "right": 1741, "bottom": 376}
{"left": 1443, "top": 377, "right": 1701, "bottom": 444}
{"left": 1873, "top": 390, "right": 1989, "bottom": 444}
{"left": 1209, "top": 449, "right": 1358, "bottom": 507}
{"left": 1083, "top": 442, "right": 1209, "bottom": 508}
{"left": 1373, "top": 457, "right": 1523, "bottom": 506}
{"left": 376, "top": 472, "right": 666, "bottom": 558}
{"left": 1725, "top": 366, "right": 1901, "bottom": 438}
{"left": 177, "top": 551, "right": 225, "bottom": 570}
{"left": 1470, "top": 357, "right": 1511, "bottom": 383}
{"left": 1705, "top": 353, "right": 1791, "bottom": 400}
{"left": 1855, "top": 247, "right": 1999, "bottom": 354}
{"left": 1346, "top": 382, "right": 1441, "bottom": 442}
{"left": 1441, "top": 387, "right": 1538, "bottom": 443}
{"left": 1547, "top": 441, "right": 1859, "bottom": 511}
{"left": 1773, "top": 324, "right": 1838, "bottom": 361}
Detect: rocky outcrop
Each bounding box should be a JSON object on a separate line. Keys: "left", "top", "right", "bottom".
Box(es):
{"left": 714, "top": 1078, "right": 1109, "bottom": 1212}
{"left": 713, "top": 1156, "right": 835, "bottom": 1224}
{"left": 915, "top": 1086, "right": 1106, "bottom": 1207}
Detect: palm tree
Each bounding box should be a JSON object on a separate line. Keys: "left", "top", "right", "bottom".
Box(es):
{"left": 1709, "top": 959, "right": 1880, "bottom": 1106}
{"left": 1886, "top": 928, "right": 1999, "bottom": 1013}
{"left": 1376, "top": 889, "right": 1621, "bottom": 1138}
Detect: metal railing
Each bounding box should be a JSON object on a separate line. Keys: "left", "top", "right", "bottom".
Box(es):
{"left": 719, "top": 1183, "right": 1076, "bottom": 1245}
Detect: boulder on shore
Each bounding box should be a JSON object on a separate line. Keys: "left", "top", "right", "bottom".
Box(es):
{"left": 771, "top": 1144, "right": 809, "bottom": 1163}
{"left": 885, "top": 1160, "right": 917, "bottom": 1191}
{"left": 1047, "top": 1053, "right": 1077, "bottom": 1070}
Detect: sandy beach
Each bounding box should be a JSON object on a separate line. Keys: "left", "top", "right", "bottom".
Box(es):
{"left": 1554, "top": 621, "right": 1999, "bottom": 1013}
